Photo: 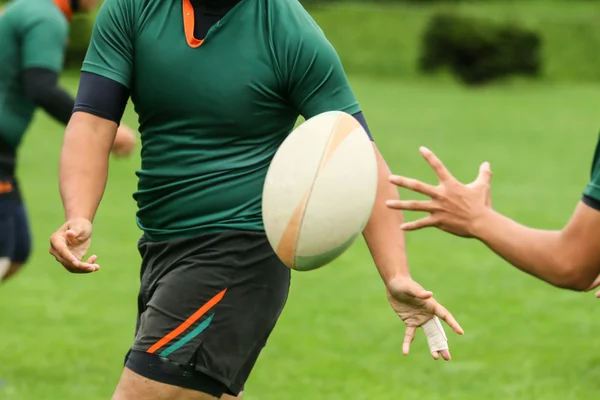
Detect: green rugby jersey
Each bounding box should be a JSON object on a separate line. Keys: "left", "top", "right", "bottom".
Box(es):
{"left": 0, "top": 0, "right": 69, "bottom": 148}
{"left": 584, "top": 136, "right": 600, "bottom": 202}
{"left": 84, "top": 0, "right": 361, "bottom": 241}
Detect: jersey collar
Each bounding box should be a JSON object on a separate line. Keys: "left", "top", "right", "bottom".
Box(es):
{"left": 53, "top": 0, "right": 73, "bottom": 21}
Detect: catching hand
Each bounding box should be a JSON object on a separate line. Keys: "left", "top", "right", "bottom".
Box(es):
{"left": 388, "top": 277, "right": 464, "bottom": 360}
{"left": 49, "top": 218, "right": 99, "bottom": 274}
{"left": 386, "top": 147, "right": 492, "bottom": 237}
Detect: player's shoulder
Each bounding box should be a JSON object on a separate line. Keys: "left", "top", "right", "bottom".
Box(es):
{"left": 264, "top": 0, "right": 323, "bottom": 35}
{"left": 98, "top": 0, "right": 144, "bottom": 16}
{"left": 13, "top": 0, "right": 69, "bottom": 35}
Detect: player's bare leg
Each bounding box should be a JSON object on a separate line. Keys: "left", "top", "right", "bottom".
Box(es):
{"left": 0, "top": 258, "right": 9, "bottom": 282}
{"left": 2, "top": 263, "right": 24, "bottom": 282}
{"left": 112, "top": 368, "right": 217, "bottom": 400}
{"left": 221, "top": 393, "right": 243, "bottom": 400}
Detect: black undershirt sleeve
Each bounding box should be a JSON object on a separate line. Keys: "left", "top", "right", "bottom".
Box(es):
{"left": 73, "top": 72, "right": 130, "bottom": 124}
{"left": 582, "top": 195, "right": 600, "bottom": 211}
{"left": 352, "top": 111, "right": 374, "bottom": 141}
{"left": 22, "top": 68, "right": 74, "bottom": 125}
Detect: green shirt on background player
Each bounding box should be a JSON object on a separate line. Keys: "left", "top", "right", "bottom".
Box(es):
{"left": 49, "top": 1, "right": 464, "bottom": 399}
{"left": 387, "top": 139, "right": 600, "bottom": 296}
{"left": 0, "top": 0, "right": 134, "bottom": 283}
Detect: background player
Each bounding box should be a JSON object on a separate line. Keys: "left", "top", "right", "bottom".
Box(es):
{"left": 0, "top": 0, "right": 136, "bottom": 283}
{"left": 387, "top": 144, "right": 600, "bottom": 294}
{"left": 49, "top": 0, "right": 463, "bottom": 399}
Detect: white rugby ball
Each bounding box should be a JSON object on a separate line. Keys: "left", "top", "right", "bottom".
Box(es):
{"left": 262, "top": 111, "right": 378, "bottom": 271}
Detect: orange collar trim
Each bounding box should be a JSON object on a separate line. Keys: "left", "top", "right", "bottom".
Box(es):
{"left": 53, "top": 0, "right": 73, "bottom": 21}
{"left": 183, "top": 0, "right": 203, "bottom": 48}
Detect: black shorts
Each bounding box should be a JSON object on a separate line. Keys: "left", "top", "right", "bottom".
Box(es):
{"left": 125, "top": 231, "right": 291, "bottom": 397}
{"left": 0, "top": 178, "right": 31, "bottom": 263}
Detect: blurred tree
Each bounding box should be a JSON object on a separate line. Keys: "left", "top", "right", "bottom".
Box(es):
{"left": 419, "top": 13, "right": 542, "bottom": 84}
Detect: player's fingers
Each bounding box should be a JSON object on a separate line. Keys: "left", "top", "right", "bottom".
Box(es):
{"left": 50, "top": 250, "right": 94, "bottom": 273}
{"left": 50, "top": 234, "right": 80, "bottom": 266}
{"left": 423, "top": 318, "right": 449, "bottom": 359}
{"left": 388, "top": 175, "right": 439, "bottom": 198}
{"left": 86, "top": 255, "right": 98, "bottom": 264}
{"left": 402, "top": 326, "right": 417, "bottom": 356}
{"left": 386, "top": 200, "right": 439, "bottom": 212}
{"left": 400, "top": 216, "right": 438, "bottom": 231}
{"left": 84, "top": 255, "right": 100, "bottom": 271}
{"left": 595, "top": 290, "right": 600, "bottom": 299}
{"left": 66, "top": 228, "right": 89, "bottom": 243}
{"left": 75, "top": 259, "right": 100, "bottom": 273}
{"left": 474, "top": 161, "right": 492, "bottom": 187}
{"left": 49, "top": 238, "right": 98, "bottom": 274}
{"left": 585, "top": 274, "right": 600, "bottom": 292}
{"left": 440, "top": 349, "right": 452, "bottom": 361}
{"left": 433, "top": 303, "right": 464, "bottom": 335}
{"left": 50, "top": 249, "right": 71, "bottom": 269}
{"left": 419, "top": 147, "right": 455, "bottom": 183}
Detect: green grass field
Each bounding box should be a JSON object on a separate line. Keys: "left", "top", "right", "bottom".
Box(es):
{"left": 1, "top": 73, "right": 599, "bottom": 400}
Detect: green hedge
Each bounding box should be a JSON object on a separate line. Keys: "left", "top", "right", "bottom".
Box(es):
{"left": 309, "top": 1, "right": 600, "bottom": 82}
{"left": 4, "top": 0, "right": 599, "bottom": 83}
{"left": 419, "top": 13, "right": 542, "bottom": 84}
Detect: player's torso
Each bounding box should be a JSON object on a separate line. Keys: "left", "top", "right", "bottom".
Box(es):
{"left": 128, "top": 0, "right": 301, "bottom": 240}
{"left": 0, "top": 0, "right": 66, "bottom": 151}
{"left": 132, "top": 0, "right": 292, "bottom": 135}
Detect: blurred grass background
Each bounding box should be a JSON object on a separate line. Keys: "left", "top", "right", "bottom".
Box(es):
{"left": 60, "top": 0, "right": 600, "bottom": 82}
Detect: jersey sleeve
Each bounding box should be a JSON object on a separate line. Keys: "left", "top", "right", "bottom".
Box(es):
{"left": 273, "top": 0, "right": 360, "bottom": 119}
{"left": 583, "top": 137, "right": 600, "bottom": 203}
{"left": 21, "top": 17, "right": 68, "bottom": 73}
{"left": 81, "top": 0, "right": 135, "bottom": 89}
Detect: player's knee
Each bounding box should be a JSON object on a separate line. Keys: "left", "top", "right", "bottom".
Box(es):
{"left": 113, "top": 367, "right": 216, "bottom": 400}
{"left": 221, "top": 392, "right": 243, "bottom": 400}
{"left": 0, "top": 257, "right": 10, "bottom": 281}
{"left": 2, "top": 262, "right": 25, "bottom": 282}
{"left": 121, "top": 351, "right": 231, "bottom": 399}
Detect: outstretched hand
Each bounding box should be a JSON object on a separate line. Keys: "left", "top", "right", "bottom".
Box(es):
{"left": 386, "top": 147, "right": 492, "bottom": 238}
{"left": 387, "top": 277, "right": 464, "bottom": 360}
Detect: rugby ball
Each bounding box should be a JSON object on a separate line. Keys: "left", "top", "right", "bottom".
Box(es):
{"left": 262, "top": 111, "right": 378, "bottom": 271}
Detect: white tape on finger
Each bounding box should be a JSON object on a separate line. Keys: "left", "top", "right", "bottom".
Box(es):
{"left": 423, "top": 317, "right": 448, "bottom": 352}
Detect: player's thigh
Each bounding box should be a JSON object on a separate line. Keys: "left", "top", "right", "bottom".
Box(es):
{"left": 127, "top": 231, "right": 290, "bottom": 397}
{"left": 113, "top": 367, "right": 217, "bottom": 400}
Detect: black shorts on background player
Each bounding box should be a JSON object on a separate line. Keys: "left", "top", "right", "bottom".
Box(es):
{"left": 125, "top": 231, "right": 290, "bottom": 397}
{"left": 0, "top": 178, "right": 32, "bottom": 265}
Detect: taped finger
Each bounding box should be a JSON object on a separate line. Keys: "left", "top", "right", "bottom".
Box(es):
{"left": 423, "top": 317, "right": 448, "bottom": 353}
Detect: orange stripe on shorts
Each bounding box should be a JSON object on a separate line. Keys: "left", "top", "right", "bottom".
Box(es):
{"left": 147, "top": 288, "right": 227, "bottom": 354}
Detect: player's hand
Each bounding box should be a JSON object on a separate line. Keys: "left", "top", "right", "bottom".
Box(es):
{"left": 584, "top": 274, "right": 600, "bottom": 298}
{"left": 386, "top": 146, "right": 492, "bottom": 237}
{"left": 387, "top": 277, "right": 464, "bottom": 360}
{"left": 112, "top": 124, "right": 137, "bottom": 158}
{"left": 49, "top": 218, "right": 99, "bottom": 274}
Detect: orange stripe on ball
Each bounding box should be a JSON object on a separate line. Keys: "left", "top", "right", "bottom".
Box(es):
{"left": 321, "top": 113, "right": 361, "bottom": 167}
{"left": 276, "top": 193, "right": 309, "bottom": 269}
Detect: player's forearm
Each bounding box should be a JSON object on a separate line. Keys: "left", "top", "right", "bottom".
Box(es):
{"left": 59, "top": 112, "right": 116, "bottom": 222}
{"left": 363, "top": 147, "right": 411, "bottom": 284}
{"left": 23, "top": 68, "right": 74, "bottom": 125}
{"left": 472, "top": 209, "right": 590, "bottom": 290}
